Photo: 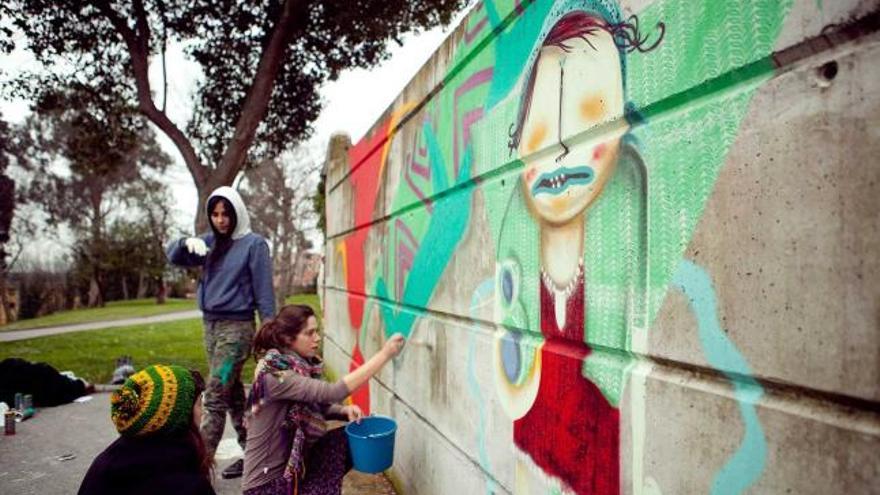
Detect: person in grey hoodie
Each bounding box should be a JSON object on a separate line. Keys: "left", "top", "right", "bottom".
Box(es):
{"left": 167, "top": 186, "right": 276, "bottom": 479}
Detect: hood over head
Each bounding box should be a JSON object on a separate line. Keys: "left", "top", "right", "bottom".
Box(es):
{"left": 207, "top": 186, "right": 251, "bottom": 240}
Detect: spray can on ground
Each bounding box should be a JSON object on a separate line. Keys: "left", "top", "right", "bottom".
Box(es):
{"left": 20, "top": 394, "right": 34, "bottom": 420}
{"left": 4, "top": 411, "right": 15, "bottom": 435}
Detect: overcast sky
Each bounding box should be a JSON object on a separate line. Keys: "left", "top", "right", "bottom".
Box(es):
{"left": 1, "top": 9, "right": 468, "bottom": 259}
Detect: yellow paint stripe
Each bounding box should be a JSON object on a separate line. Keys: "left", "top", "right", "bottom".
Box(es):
{"left": 379, "top": 101, "right": 417, "bottom": 178}
{"left": 336, "top": 241, "right": 348, "bottom": 283}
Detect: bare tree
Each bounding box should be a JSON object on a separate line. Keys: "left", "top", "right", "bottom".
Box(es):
{"left": 240, "top": 146, "right": 320, "bottom": 306}
{"left": 16, "top": 87, "right": 172, "bottom": 307}
{"left": 120, "top": 176, "right": 178, "bottom": 304}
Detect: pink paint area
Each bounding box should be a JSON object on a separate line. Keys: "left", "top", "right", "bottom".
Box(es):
{"left": 343, "top": 118, "right": 393, "bottom": 329}
{"left": 592, "top": 143, "right": 607, "bottom": 161}
{"left": 349, "top": 344, "right": 370, "bottom": 415}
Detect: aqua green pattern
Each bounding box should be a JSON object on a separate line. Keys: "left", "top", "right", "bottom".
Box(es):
{"left": 368, "top": 0, "right": 792, "bottom": 405}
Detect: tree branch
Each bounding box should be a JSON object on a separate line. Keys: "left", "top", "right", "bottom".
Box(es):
{"left": 214, "top": 0, "right": 306, "bottom": 186}
{"left": 157, "top": 0, "right": 169, "bottom": 113}
{"left": 93, "top": 0, "right": 209, "bottom": 188}
{"left": 131, "top": 0, "right": 151, "bottom": 55}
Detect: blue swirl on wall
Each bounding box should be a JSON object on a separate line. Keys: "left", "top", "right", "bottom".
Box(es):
{"left": 672, "top": 259, "right": 767, "bottom": 495}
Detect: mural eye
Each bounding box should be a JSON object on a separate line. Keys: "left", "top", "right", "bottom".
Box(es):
{"left": 492, "top": 306, "right": 541, "bottom": 421}
{"left": 496, "top": 258, "right": 521, "bottom": 310}
{"left": 502, "top": 269, "right": 514, "bottom": 304}
{"left": 500, "top": 330, "right": 522, "bottom": 382}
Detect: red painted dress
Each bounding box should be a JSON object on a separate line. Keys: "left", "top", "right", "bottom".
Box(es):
{"left": 513, "top": 268, "right": 620, "bottom": 494}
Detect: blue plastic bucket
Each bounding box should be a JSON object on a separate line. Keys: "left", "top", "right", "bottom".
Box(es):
{"left": 345, "top": 415, "right": 397, "bottom": 473}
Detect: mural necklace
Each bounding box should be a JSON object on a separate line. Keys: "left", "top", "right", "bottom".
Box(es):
{"left": 540, "top": 260, "right": 584, "bottom": 330}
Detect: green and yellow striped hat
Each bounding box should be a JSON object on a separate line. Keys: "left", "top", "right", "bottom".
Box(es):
{"left": 110, "top": 364, "right": 199, "bottom": 437}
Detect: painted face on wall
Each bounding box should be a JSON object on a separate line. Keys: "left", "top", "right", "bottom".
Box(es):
{"left": 519, "top": 27, "right": 627, "bottom": 225}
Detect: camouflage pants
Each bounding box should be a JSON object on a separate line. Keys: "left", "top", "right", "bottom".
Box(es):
{"left": 201, "top": 319, "right": 254, "bottom": 455}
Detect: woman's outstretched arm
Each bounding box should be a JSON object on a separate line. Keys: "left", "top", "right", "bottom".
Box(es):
{"left": 342, "top": 334, "right": 404, "bottom": 393}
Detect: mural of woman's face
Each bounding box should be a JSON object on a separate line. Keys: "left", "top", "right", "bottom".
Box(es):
{"left": 519, "top": 28, "right": 627, "bottom": 225}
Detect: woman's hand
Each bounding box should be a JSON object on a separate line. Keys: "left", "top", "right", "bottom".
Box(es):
{"left": 382, "top": 333, "right": 405, "bottom": 358}
{"left": 342, "top": 333, "right": 406, "bottom": 392}
{"left": 342, "top": 404, "right": 364, "bottom": 423}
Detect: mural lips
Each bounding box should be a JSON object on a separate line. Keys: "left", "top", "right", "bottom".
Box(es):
{"left": 531, "top": 165, "right": 595, "bottom": 195}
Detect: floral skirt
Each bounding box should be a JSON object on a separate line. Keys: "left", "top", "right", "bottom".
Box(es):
{"left": 243, "top": 427, "right": 352, "bottom": 495}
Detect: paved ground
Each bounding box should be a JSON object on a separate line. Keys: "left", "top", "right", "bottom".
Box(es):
{"left": 0, "top": 392, "right": 396, "bottom": 494}
{"left": 0, "top": 310, "right": 203, "bottom": 342}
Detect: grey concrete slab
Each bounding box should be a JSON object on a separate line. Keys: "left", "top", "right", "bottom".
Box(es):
{"left": 0, "top": 392, "right": 116, "bottom": 495}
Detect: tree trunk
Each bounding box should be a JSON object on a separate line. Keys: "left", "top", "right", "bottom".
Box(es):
{"left": 122, "top": 276, "right": 130, "bottom": 300}
{"left": 195, "top": 186, "right": 209, "bottom": 233}
{"left": 88, "top": 276, "right": 103, "bottom": 307}
{"left": 291, "top": 249, "right": 307, "bottom": 295}
{"left": 0, "top": 273, "right": 8, "bottom": 326}
{"left": 136, "top": 271, "right": 148, "bottom": 299}
{"left": 155, "top": 275, "right": 166, "bottom": 304}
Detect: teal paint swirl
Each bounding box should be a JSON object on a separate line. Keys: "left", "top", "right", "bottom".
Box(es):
{"left": 467, "top": 278, "right": 498, "bottom": 494}
{"left": 376, "top": 122, "right": 475, "bottom": 338}
{"left": 672, "top": 260, "right": 767, "bottom": 494}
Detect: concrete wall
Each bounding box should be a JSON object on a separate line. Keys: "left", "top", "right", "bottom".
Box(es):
{"left": 321, "top": 1, "right": 880, "bottom": 493}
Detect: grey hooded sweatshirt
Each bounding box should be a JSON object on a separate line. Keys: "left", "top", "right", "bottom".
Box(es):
{"left": 166, "top": 187, "right": 275, "bottom": 322}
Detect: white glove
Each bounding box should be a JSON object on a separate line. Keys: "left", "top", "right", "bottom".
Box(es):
{"left": 184, "top": 237, "right": 208, "bottom": 257}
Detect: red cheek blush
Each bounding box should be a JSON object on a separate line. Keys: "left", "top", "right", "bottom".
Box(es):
{"left": 592, "top": 144, "right": 607, "bottom": 161}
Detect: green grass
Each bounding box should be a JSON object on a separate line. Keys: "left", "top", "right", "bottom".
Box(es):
{"left": 283, "top": 293, "right": 322, "bottom": 318}
{"left": 1, "top": 298, "right": 198, "bottom": 332}
{"left": 0, "top": 318, "right": 213, "bottom": 384}
{"left": 0, "top": 294, "right": 324, "bottom": 384}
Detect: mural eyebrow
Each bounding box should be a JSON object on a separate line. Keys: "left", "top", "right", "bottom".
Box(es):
{"left": 582, "top": 33, "right": 598, "bottom": 51}
{"left": 507, "top": 122, "right": 518, "bottom": 156}
{"left": 556, "top": 62, "right": 570, "bottom": 162}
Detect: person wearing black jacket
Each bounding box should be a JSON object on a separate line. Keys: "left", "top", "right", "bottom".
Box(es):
{"left": 78, "top": 364, "right": 215, "bottom": 495}
{"left": 0, "top": 358, "right": 92, "bottom": 407}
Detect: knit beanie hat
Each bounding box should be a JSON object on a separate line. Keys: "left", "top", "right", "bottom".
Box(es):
{"left": 110, "top": 364, "right": 199, "bottom": 437}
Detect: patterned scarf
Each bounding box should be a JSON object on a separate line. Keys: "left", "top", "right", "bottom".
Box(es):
{"left": 247, "top": 349, "right": 326, "bottom": 493}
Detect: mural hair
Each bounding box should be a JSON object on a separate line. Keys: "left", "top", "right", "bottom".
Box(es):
{"left": 508, "top": 11, "right": 665, "bottom": 154}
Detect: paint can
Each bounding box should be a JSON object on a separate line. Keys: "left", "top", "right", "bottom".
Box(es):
{"left": 4, "top": 411, "right": 15, "bottom": 435}
{"left": 20, "top": 394, "right": 34, "bottom": 420}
